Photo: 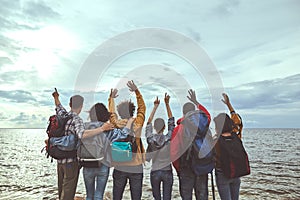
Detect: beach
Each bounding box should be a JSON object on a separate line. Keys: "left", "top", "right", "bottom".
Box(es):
{"left": 0, "top": 128, "right": 299, "bottom": 199}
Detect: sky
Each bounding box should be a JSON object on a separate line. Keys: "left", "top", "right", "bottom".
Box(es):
{"left": 0, "top": 0, "right": 299, "bottom": 128}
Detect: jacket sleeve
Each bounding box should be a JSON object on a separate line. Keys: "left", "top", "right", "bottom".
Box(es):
{"left": 145, "top": 123, "right": 156, "bottom": 145}
{"left": 106, "top": 127, "right": 131, "bottom": 143}
{"left": 165, "top": 117, "right": 175, "bottom": 140}
{"left": 231, "top": 112, "right": 243, "bottom": 139}
{"left": 134, "top": 89, "right": 146, "bottom": 128}
{"left": 108, "top": 96, "right": 126, "bottom": 128}
{"left": 55, "top": 104, "right": 67, "bottom": 116}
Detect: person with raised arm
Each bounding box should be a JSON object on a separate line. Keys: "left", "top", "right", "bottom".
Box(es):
{"left": 170, "top": 89, "right": 212, "bottom": 200}
{"left": 108, "top": 80, "right": 146, "bottom": 200}
{"left": 145, "top": 93, "right": 175, "bottom": 200}
{"left": 213, "top": 93, "right": 244, "bottom": 200}
{"left": 50, "top": 88, "right": 113, "bottom": 200}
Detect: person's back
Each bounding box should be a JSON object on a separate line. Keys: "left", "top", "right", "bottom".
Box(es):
{"left": 145, "top": 93, "right": 175, "bottom": 200}
{"left": 171, "top": 89, "right": 211, "bottom": 200}
{"left": 213, "top": 93, "right": 245, "bottom": 200}
{"left": 80, "top": 102, "right": 134, "bottom": 200}
{"left": 108, "top": 81, "right": 146, "bottom": 200}
{"left": 50, "top": 88, "right": 113, "bottom": 200}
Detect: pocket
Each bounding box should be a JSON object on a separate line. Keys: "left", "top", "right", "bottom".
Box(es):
{"left": 111, "top": 141, "right": 133, "bottom": 162}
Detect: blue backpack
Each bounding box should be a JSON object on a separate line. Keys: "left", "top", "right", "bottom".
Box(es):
{"left": 180, "top": 110, "right": 215, "bottom": 175}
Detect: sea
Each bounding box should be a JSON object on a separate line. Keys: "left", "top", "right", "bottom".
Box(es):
{"left": 0, "top": 128, "right": 299, "bottom": 200}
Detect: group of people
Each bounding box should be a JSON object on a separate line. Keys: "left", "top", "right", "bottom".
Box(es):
{"left": 50, "top": 80, "right": 243, "bottom": 200}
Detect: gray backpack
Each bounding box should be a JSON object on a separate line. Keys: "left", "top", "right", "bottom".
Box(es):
{"left": 78, "top": 122, "right": 105, "bottom": 168}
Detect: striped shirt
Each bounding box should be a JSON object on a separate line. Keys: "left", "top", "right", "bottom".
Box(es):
{"left": 56, "top": 104, "right": 84, "bottom": 164}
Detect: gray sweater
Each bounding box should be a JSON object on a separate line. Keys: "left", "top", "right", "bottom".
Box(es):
{"left": 80, "top": 121, "right": 130, "bottom": 167}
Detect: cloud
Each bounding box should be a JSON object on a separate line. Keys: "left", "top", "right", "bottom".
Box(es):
{"left": 22, "top": 1, "right": 60, "bottom": 20}
{"left": 225, "top": 74, "right": 300, "bottom": 110}
{"left": 212, "top": 0, "right": 240, "bottom": 16}
{"left": 8, "top": 112, "right": 46, "bottom": 127}
{"left": 0, "top": 90, "right": 36, "bottom": 103}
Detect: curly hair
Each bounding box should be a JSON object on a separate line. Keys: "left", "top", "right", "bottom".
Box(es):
{"left": 89, "top": 103, "right": 111, "bottom": 122}
{"left": 117, "top": 100, "right": 136, "bottom": 119}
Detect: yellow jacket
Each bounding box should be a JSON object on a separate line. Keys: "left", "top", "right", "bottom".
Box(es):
{"left": 108, "top": 89, "right": 146, "bottom": 166}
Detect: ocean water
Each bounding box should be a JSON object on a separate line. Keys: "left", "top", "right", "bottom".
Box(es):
{"left": 0, "top": 128, "right": 299, "bottom": 200}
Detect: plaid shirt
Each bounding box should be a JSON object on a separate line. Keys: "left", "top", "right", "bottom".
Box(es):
{"left": 56, "top": 104, "right": 84, "bottom": 164}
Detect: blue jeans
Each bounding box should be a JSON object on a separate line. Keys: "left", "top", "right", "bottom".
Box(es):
{"left": 150, "top": 170, "right": 173, "bottom": 200}
{"left": 83, "top": 164, "right": 109, "bottom": 200}
{"left": 179, "top": 171, "right": 208, "bottom": 200}
{"left": 215, "top": 170, "right": 241, "bottom": 200}
{"left": 112, "top": 169, "right": 143, "bottom": 200}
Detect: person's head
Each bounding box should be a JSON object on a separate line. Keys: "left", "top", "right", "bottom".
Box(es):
{"left": 69, "top": 95, "right": 84, "bottom": 114}
{"left": 117, "top": 100, "right": 135, "bottom": 119}
{"left": 213, "top": 113, "right": 234, "bottom": 134}
{"left": 182, "top": 102, "right": 195, "bottom": 115}
{"left": 154, "top": 118, "right": 165, "bottom": 134}
{"left": 89, "top": 103, "right": 111, "bottom": 122}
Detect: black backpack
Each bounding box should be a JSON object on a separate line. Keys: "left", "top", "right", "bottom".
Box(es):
{"left": 42, "top": 113, "right": 77, "bottom": 161}
{"left": 219, "top": 132, "right": 250, "bottom": 178}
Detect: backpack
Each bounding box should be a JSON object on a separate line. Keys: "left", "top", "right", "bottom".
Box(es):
{"left": 173, "top": 110, "right": 215, "bottom": 175}
{"left": 218, "top": 132, "right": 250, "bottom": 178}
{"left": 184, "top": 129, "right": 215, "bottom": 175}
{"left": 77, "top": 122, "right": 104, "bottom": 168}
{"left": 43, "top": 113, "right": 77, "bottom": 161}
{"left": 111, "top": 135, "right": 137, "bottom": 163}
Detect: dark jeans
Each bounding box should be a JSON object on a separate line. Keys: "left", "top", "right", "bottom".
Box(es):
{"left": 57, "top": 161, "right": 80, "bottom": 200}
{"left": 150, "top": 170, "right": 173, "bottom": 200}
{"left": 179, "top": 171, "right": 208, "bottom": 200}
{"left": 215, "top": 170, "right": 241, "bottom": 200}
{"left": 112, "top": 169, "right": 143, "bottom": 200}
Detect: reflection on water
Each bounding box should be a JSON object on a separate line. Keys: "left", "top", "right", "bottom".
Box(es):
{"left": 0, "top": 129, "right": 299, "bottom": 199}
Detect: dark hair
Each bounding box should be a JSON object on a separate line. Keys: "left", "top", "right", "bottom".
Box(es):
{"left": 70, "top": 95, "right": 84, "bottom": 109}
{"left": 213, "top": 113, "right": 234, "bottom": 134}
{"left": 154, "top": 118, "right": 165, "bottom": 133}
{"left": 89, "top": 103, "right": 111, "bottom": 122}
{"left": 183, "top": 102, "right": 195, "bottom": 115}
{"left": 117, "top": 100, "right": 135, "bottom": 119}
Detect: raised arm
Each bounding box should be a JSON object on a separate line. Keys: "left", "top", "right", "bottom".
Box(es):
{"left": 147, "top": 97, "right": 160, "bottom": 124}
{"left": 52, "top": 88, "right": 61, "bottom": 107}
{"left": 127, "top": 80, "right": 146, "bottom": 128}
{"left": 187, "top": 89, "right": 211, "bottom": 123}
{"left": 221, "top": 93, "right": 243, "bottom": 137}
{"left": 108, "top": 88, "right": 119, "bottom": 127}
{"left": 222, "top": 93, "right": 234, "bottom": 113}
{"left": 164, "top": 93, "right": 173, "bottom": 119}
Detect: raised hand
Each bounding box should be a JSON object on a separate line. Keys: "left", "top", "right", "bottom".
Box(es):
{"left": 164, "top": 93, "right": 170, "bottom": 104}
{"left": 221, "top": 93, "right": 230, "bottom": 105}
{"left": 187, "top": 89, "right": 199, "bottom": 105}
{"left": 110, "top": 88, "right": 119, "bottom": 98}
{"left": 154, "top": 96, "right": 160, "bottom": 107}
{"left": 127, "top": 80, "right": 138, "bottom": 92}
{"left": 52, "top": 88, "right": 59, "bottom": 98}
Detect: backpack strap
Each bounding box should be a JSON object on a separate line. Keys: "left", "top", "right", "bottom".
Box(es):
{"left": 211, "top": 171, "right": 216, "bottom": 200}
